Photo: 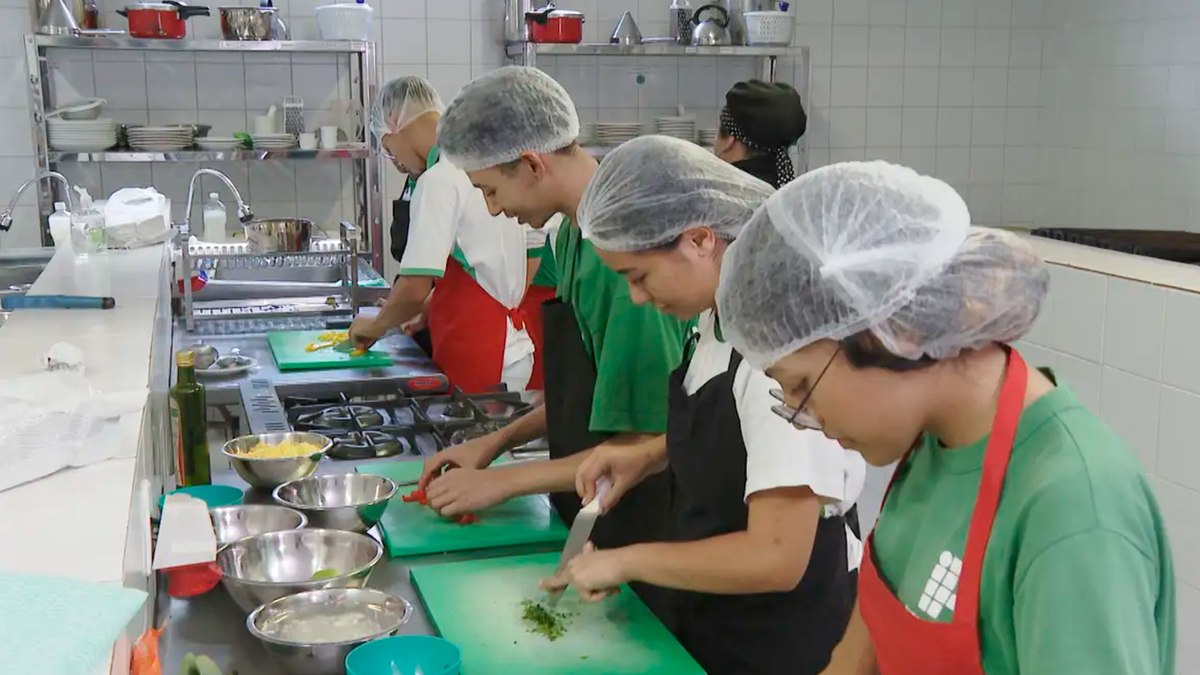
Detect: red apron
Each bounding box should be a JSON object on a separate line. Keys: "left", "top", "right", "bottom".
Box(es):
{"left": 427, "top": 257, "right": 534, "bottom": 394}
{"left": 859, "top": 348, "right": 1029, "bottom": 675}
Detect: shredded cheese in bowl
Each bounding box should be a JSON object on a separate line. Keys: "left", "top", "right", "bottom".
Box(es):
{"left": 237, "top": 439, "right": 326, "bottom": 459}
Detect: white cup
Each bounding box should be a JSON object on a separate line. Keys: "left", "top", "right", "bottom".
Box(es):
{"left": 253, "top": 115, "right": 276, "bottom": 135}
{"left": 320, "top": 125, "right": 340, "bottom": 149}
{"left": 299, "top": 132, "right": 318, "bottom": 150}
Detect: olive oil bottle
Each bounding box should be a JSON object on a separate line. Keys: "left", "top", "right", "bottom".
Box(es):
{"left": 170, "top": 350, "right": 211, "bottom": 486}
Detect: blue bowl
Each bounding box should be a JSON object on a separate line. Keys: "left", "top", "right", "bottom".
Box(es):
{"left": 158, "top": 484, "right": 245, "bottom": 512}
{"left": 345, "top": 636, "right": 462, "bottom": 675}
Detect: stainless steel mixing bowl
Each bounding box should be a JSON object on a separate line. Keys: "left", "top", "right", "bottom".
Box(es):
{"left": 219, "top": 6, "right": 276, "bottom": 40}
{"left": 246, "top": 588, "right": 413, "bottom": 675}
{"left": 209, "top": 504, "right": 307, "bottom": 548}
{"left": 221, "top": 432, "right": 331, "bottom": 490}
{"left": 216, "top": 528, "right": 383, "bottom": 614}
{"left": 272, "top": 473, "right": 398, "bottom": 533}
{"left": 243, "top": 218, "right": 314, "bottom": 253}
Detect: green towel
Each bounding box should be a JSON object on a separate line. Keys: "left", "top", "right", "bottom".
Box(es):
{"left": 0, "top": 571, "right": 148, "bottom": 675}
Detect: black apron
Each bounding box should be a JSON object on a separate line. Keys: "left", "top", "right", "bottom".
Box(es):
{"left": 390, "top": 182, "right": 433, "bottom": 357}
{"left": 665, "top": 337, "right": 857, "bottom": 675}
{"left": 540, "top": 226, "right": 674, "bottom": 621}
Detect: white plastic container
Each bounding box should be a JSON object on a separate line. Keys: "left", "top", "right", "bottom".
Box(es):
{"left": 202, "top": 192, "right": 228, "bottom": 243}
{"left": 70, "top": 187, "right": 107, "bottom": 258}
{"left": 743, "top": 10, "right": 794, "bottom": 46}
{"left": 315, "top": 1, "right": 374, "bottom": 41}
{"left": 48, "top": 201, "right": 72, "bottom": 252}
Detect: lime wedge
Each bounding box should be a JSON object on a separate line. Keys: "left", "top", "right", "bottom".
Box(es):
{"left": 310, "top": 568, "right": 340, "bottom": 580}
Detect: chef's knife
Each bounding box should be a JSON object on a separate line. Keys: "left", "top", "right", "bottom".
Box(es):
{"left": 546, "top": 477, "right": 612, "bottom": 608}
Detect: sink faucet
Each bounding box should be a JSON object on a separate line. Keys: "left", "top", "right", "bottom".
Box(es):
{"left": 182, "top": 168, "right": 254, "bottom": 237}
{"left": 0, "top": 171, "right": 75, "bottom": 232}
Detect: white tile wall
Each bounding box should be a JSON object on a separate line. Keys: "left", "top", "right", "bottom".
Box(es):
{"left": 1021, "top": 262, "right": 1199, "bottom": 671}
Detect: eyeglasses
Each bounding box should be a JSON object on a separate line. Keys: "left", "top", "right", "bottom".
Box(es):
{"left": 769, "top": 347, "right": 840, "bottom": 430}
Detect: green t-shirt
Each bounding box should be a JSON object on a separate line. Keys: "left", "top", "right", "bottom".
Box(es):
{"left": 544, "top": 218, "right": 693, "bottom": 434}
{"left": 872, "top": 373, "right": 1175, "bottom": 674}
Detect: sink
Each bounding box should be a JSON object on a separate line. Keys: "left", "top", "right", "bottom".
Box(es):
{"left": 0, "top": 248, "right": 53, "bottom": 299}
{"left": 211, "top": 264, "right": 343, "bottom": 283}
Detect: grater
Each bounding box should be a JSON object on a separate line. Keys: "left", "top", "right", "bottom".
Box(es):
{"left": 283, "top": 96, "right": 305, "bottom": 136}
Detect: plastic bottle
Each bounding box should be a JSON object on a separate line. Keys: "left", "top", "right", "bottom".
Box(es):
{"left": 202, "top": 192, "right": 227, "bottom": 242}
{"left": 70, "top": 186, "right": 107, "bottom": 257}
{"left": 48, "top": 201, "right": 72, "bottom": 252}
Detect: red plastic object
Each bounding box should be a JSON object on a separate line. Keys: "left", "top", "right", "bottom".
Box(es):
{"left": 176, "top": 269, "right": 208, "bottom": 294}
{"left": 117, "top": 1, "right": 210, "bottom": 39}
{"left": 526, "top": 6, "right": 584, "bottom": 43}
{"left": 456, "top": 513, "right": 480, "bottom": 525}
{"left": 130, "top": 623, "right": 165, "bottom": 675}
{"left": 165, "top": 561, "right": 222, "bottom": 598}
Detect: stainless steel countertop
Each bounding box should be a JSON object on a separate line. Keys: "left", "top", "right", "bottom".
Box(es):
{"left": 157, "top": 465, "right": 558, "bottom": 674}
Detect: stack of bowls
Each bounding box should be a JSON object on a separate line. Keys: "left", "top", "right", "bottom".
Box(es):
{"left": 698, "top": 128, "right": 719, "bottom": 146}
{"left": 593, "top": 121, "right": 643, "bottom": 146}
{"left": 252, "top": 133, "right": 297, "bottom": 150}
{"left": 48, "top": 118, "right": 118, "bottom": 152}
{"left": 272, "top": 472, "right": 398, "bottom": 533}
{"left": 209, "top": 504, "right": 307, "bottom": 548}
{"left": 127, "top": 125, "right": 196, "bottom": 151}
{"left": 196, "top": 136, "right": 244, "bottom": 151}
{"left": 655, "top": 115, "right": 696, "bottom": 142}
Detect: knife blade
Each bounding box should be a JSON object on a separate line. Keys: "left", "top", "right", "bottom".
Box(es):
{"left": 546, "top": 477, "right": 612, "bottom": 607}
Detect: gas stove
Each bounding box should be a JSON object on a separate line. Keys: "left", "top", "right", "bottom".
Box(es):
{"left": 239, "top": 379, "right": 541, "bottom": 462}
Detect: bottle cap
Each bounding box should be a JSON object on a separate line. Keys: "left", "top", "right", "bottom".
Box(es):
{"left": 176, "top": 350, "right": 196, "bottom": 367}
{"left": 53, "top": 201, "right": 66, "bottom": 211}
{"left": 209, "top": 193, "right": 219, "bottom": 199}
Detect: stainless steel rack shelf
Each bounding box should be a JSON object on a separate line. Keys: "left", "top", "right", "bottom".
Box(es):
{"left": 508, "top": 42, "right": 795, "bottom": 58}
{"left": 31, "top": 35, "right": 369, "bottom": 53}
{"left": 47, "top": 148, "right": 372, "bottom": 163}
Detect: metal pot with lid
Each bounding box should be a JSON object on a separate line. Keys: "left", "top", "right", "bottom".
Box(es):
{"left": 117, "top": 1, "right": 211, "bottom": 39}
{"left": 525, "top": 3, "right": 585, "bottom": 44}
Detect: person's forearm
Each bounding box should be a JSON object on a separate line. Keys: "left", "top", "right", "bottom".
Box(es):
{"left": 822, "top": 603, "right": 877, "bottom": 675}
{"left": 375, "top": 277, "right": 432, "bottom": 329}
{"left": 494, "top": 404, "right": 548, "bottom": 449}
{"left": 617, "top": 529, "right": 812, "bottom": 594}
{"left": 494, "top": 432, "right": 660, "bottom": 497}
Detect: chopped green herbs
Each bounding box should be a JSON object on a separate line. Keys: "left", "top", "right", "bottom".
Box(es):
{"left": 520, "top": 600, "right": 573, "bottom": 641}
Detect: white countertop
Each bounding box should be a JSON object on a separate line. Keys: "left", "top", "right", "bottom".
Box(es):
{"left": 0, "top": 245, "right": 167, "bottom": 584}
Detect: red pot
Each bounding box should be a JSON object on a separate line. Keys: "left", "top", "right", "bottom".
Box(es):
{"left": 526, "top": 5, "right": 584, "bottom": 44}
{"left": 118, "top": 1, "right": 211, "bottom": 39}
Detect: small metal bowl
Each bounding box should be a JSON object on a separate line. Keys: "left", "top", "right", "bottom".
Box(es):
{"left": 246, "top": 588, "right": 413, "bottom": 675}
{"left": 209, "top": 504, "right": 307, "bottom": 548}
{"left": 220, "top": 6, "right": 276, "bottom": 40}
{"left": 216, "top": 528, "right": 383, "bottom": 614}
{"left": 272, "top": 473, "right": 398, "bottom": 534}
{"left": 221, "top": 432, "right": 332, "bottom": 490}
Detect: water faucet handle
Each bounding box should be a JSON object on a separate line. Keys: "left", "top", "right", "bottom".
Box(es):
{"left": 237, "top": 205, "right": 255, "bottom": 223}
{"left": 0, "top": 212, "right": 13, "bottom": 232}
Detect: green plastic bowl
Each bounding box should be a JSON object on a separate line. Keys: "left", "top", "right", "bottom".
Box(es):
{"left": 345, "top": 636, "right": 462, "bottom": 675}
{"left": 158, "top": 485, "right": 245, "bottom": 512}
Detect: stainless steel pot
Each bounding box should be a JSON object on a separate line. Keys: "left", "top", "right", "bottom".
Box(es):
{"left": 219, "top": 6, "right": 275, "bottom": 40}
{"left": 243, "top": 218, "right": 313, "bottom": 254}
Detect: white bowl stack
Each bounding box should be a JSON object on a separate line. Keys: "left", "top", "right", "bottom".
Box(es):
{"left": 252, "top": 133, "right": 297, "bottom": 150}
{"left": 655, "top": 116, "right": 696, "bottom": 142}
{"left": 698, "top": 128, "right": 719, "bottom": 146}
{"left": 196, "top": 136, "right": 243, "bottom": 151}
{"left": 127, "top": 125, "right": 195, "bottom": 151}
{"left": 593, "top": 122, "right": 643, "bottom": 147}
{"left": 48, "top": 118, "right": 118, "bottom": 152}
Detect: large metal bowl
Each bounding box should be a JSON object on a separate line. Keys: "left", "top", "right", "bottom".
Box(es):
{"left": 216, "top": 528, "right": 383, "bottom": 614}
{"left": 221, "top": 432, "right": 331, "bottom": 490}
{"left": 220, "top": 6, "right": 276, "bottom": 40}
{"left": 244, "top": 218, "right": 314, "bottom": 254}
{"left": 246, "top": 588, "right": 413, "bottom": 675}
{"left": 209, "top": 504, "right": 307, "bottom": 548}
{"left": 272, "top": 473, "right": 398, "bottom": 533}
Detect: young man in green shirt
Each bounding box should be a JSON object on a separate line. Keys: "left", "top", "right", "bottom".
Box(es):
{"left": 415, "top": 69, "right": 692, "bottom": 616}
{"left": 716, "top": 161, "right": 1175, "bottom": 674}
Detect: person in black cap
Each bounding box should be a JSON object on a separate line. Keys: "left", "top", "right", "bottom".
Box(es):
{"left": 716, "top": 80, "right": 807, "bottom": 188}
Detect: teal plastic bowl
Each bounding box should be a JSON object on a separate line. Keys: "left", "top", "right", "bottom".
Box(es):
{"left": 345, "top": 636, "right": 462, "bottom": 675}
{"left": 158, "top": 485, "right": 245, "bottom": 512}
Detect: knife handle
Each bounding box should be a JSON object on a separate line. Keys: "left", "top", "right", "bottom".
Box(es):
{"left": 593, "top": 477, "right": 613, "bottom": 512}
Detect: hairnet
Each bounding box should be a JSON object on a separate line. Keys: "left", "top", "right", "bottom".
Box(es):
{"left": 369, "top": 76, "right": 444, "bottom": 141}
{"left": 437, "top": 66, "right": 580, "bottom": 172}
{"left": 716, "top": 161, "right": 1049, "bottom": 370}
{"left": 578, "top": 135, "right": 775, "bottom": 252}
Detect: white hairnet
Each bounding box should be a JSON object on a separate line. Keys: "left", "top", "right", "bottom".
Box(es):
{"left": 370, "top": 76, "right": 444, "bottom": 140}
{"left": 578, "top": 135, "right": 775, "bottom": 252}
{"left": 437, "top": 66, "right": 580, "bottom": 172}
{"left": 716, "top": 161, "right": 1049, "bottom": 369}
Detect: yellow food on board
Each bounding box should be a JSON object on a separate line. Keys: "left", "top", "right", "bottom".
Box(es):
{"left": 238, "top": 439, "right": 325, "bottom": 459}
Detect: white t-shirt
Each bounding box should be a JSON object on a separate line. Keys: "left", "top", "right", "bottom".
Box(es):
{"left": 682, "top": 310, "right": 868, "bottom": 569}
{"left": 399, "top": 157, "right": 542, "bottom": 384}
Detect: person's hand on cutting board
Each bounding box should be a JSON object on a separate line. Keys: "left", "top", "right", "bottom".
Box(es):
{"left": 348, "top": 314, "right": 386, "bottom": 350}
{"left": 540, "top": 542, "right": 623, "bottom": 602}
{"left": 575, "top": 437, "right": 668, "bottom": 512}
{"left": 425, "top": 466, "right": 514, "bottom": 517}
{"left": 417, "top": 435, "right": 503, "bottom": 491}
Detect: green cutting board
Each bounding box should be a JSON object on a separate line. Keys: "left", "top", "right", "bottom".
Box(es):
{"left": 266, "top": 330, "right": 393, "bottom": 371}
{"left": 411, "top": 553, "right": 705, "bottom": 675}
{"left": 357, "top": 461, "right": 569, "bottom": 558}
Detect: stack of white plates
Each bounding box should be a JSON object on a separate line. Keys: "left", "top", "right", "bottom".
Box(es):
{"left": 656, "top": 116, "right": 696, "bottom": 142}
{"left": 127, "top": 125, "right": 195, "bottom": 151}
{"left": 196, "top": 137, "right": 243, "bottom": 151}
{"left": 252, "top": 133, "right": 296, "bottom": 150}
{"left": 593, "top": 122, "right": 643, "bottom": 146}
{"left": 48, "top": 118, "right": 118, "bottom": 152}
{"left": 698, "top": 128, "right": 719, "bottom": 146}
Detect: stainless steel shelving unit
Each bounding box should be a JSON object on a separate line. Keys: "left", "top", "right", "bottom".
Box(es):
{"left": 23, "top": 34, "right": 386, "bottom": 271}
{"left": 506, "top": 41, "right": 795, "bottom": 81}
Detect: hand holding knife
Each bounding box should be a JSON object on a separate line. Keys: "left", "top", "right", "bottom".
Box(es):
{"left": 543, "top": 476, "right": 613, "bottom": 607}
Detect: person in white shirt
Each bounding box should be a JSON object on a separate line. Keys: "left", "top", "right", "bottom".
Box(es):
{"left": 542, "top": 136, "right": 867, "bottom": 675}
{"left": 351, "top": 76, "right": 549, "bottom": 392}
